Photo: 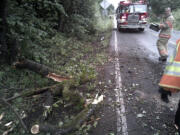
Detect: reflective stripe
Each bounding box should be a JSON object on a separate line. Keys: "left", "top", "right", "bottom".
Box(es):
{"left": 160, "top": 49, "right": 168, "bottom": 55}
{"left": 176, "top": 39, "right": 180, "bottom": 45}
{"left": 176, "top": 41, "right": 180, "bottom": 52}
{"left": 164, "top": 71, "right": 180, "bottom": 76}
{"left": 159, "top": 34, "right": 171, "bottom": 38}
{"left": 159, "top": 83, "right": 180, "bottom": 91}
{"left": 159, "top": 74, "right": 180, "bottom": 90}
{"left": 165, "top": 65, "right": 180, "bottom": 72}
{"left": 174, "top": 42, "right": 180, "bottom": 61}
{"left": 167, "top": 61, "right": 180, "bottom": 66}
{"left": 166, "top": 20, "right": 173, "bottom": 28}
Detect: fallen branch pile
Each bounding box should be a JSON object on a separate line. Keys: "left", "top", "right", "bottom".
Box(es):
{"left": 1, "top": 58, "right": 103, "bottom": 134}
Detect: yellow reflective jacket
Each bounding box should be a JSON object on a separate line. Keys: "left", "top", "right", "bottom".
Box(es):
{"left": 159, "top": 39, "right": 180, "bottom": 92}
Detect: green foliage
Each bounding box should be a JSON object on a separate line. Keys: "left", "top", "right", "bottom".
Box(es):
{"left": 173, "top": 9, "right": 180, "bottom": 30}
{"left": 94, "top": 2, "right": 113, "bottom": 32}
{"left": 0, "top": 27, "right": 112, "bottom": 134}
{"left": 148, "top": 0, "right": 180, "bottom": 29}
{"left": 0, "top": 0, "right": 112, "bottom": 134}
{"left": 149, "top": 0, "right": 180, "bottom": 16}
{"left": 3, "top": 0, "right": 112, "bottom": 61}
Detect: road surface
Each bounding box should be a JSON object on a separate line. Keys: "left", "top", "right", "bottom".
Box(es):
{"left": 90, "top": 20, "right": 180, "bottom": 135}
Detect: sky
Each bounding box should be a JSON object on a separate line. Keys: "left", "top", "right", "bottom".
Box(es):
{"left": 107, "top": 0, "right": 126, "bottom": 8}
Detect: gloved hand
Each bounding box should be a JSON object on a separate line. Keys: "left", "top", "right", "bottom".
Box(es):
{"left": 159, "top": 23, "right": 165, "bottom": 29}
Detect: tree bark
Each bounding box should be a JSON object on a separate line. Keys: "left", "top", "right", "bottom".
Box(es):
{"left": 16, "top": 0, "right": 22, "bottom": 5}
{"left": 31, "top": 95, "right": 103, "bottom": 135}
{"left": 58, "top": 13, "right": 64, "bottom": 32}
{"left": 14, "top": 58, "right": 70, "bottom": 82}
{"left": 0, "top": 98, "right": 28, "bottom": 132}
{"left": 0, "top": 0, "right": 8, "bottom": 62}
{"left": 5, "top": 84, "right": 63, "bottom": 102}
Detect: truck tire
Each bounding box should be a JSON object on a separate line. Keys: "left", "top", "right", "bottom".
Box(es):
{"left": 139, "top": 28, "right": 144, "bottom": 32}
{"left": 118, "top": 27, "right": 124, "bottom": 32}
{"left": 118, "top": 28, "right": 122, "bottom": 32}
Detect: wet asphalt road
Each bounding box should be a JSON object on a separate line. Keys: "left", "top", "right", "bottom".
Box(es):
{"left": 114, "top": 27, "right": 180, "bottom": 135}
{"left": 116, "top": 28, "right": 179, "bottom": 61}
{"left": 90, "top": 27, "right": 180, "bottom": 135}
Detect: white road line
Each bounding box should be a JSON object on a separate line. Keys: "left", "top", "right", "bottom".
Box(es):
{"left": 114, "top": 16, "right": 128, "bottom": 135}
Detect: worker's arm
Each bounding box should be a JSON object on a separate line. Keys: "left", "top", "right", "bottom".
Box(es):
{"left": 159, "top": 18, "right": 173, "bottom": 29}
{"left": 159, "top": 23, "right": 166, "bottom": 29}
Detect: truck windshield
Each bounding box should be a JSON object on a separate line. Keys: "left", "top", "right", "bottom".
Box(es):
{"left": 129, "top": 5, "right": 147, "bottom": 13}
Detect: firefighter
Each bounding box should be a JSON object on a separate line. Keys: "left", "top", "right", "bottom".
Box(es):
{"left": 156, "top": 7, "right": 174, "bottom": 62}
{"left": 158, "top": 39, "right": 180, "bottom": 103}
{"left": 159, "top": 39, "right": 180, "bottom": 133}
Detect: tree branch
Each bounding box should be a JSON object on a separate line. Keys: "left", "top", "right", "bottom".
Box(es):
{"left": 0, "top": 98, "right": 28, "bottom": 132}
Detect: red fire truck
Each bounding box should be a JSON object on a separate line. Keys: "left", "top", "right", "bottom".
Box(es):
{"left": 116, "top": 0, "right": 148, "bottom": 32}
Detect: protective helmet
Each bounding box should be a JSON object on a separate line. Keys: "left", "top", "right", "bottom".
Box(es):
{"left": 165, "top": 7, "right": 171, "bottom": 12}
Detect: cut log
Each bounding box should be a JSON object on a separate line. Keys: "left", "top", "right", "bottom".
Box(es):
{"left": 30, "top": 106, "right": 96, "bottom": 134}
{"left": 47, "top": 73, "right": 70, "bottom": 82}
{"left": 14, "top": 58, "right": 69, "bottom": 82}
{"left": 41, "top": 91, "right": 54, "bottom": 120}
{"left": 30, "top": 95, "right": 104, "bottom": 135}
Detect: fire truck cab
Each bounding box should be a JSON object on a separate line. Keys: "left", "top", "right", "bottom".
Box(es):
{"left": 116, "top": 0, "right": 148, "bottom": 32}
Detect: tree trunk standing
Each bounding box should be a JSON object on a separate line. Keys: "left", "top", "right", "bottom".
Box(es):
{"left": 57, "top": 0, "right": 73, "bottom": 33}
{"left": 57, "top": 13, "right": 65, "bottom": 32}
{"left": 16, "top": 0, "right": 22, "bottom": 6}
{"left": 0, "top": 0, "right": 8, "bottom": 63}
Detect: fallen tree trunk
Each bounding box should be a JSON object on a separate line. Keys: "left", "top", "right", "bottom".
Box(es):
{"left": 5, "top": 83, "right": 84, "bottom": 108}
{"left": 31, "top": 95, "right": 104, "bottom": 135}
{"left": 5, "top": 84, "right": 63, "bottom": 102}
{"left": 9, "top": 58, "right": 91, "bottom": 104}
{"left": 14, "top": 58, "right": 70, "bottom": 82}
{"left": 11, "top": 58, "right": 98, "bottom": 134}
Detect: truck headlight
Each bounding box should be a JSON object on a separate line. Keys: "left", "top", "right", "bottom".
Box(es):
{"left": 120, "top": 19, "right": 126, "bottom": 23}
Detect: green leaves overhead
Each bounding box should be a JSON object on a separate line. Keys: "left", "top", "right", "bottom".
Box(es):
{"left": 149, "top": 0, "right": 180, "bottom": 16}
{"left": 43, "top": 0, "right": 67, "bottom": 16}
{"left": 0, "top": 0, "right": 107, "bottom": 62}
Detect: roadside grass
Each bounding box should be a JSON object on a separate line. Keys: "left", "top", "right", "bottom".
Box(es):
{"left": 0, "top": 19, "right": 113, "bottom": 135}
{"left": 96, "top": 17, "right": 113, "bottom": 32}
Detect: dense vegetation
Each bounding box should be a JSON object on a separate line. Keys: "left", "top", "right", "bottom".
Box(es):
{"left": 172, "top": 9, "right": 180, "bottom": 30}
{"left": 148, "top": 0, "right": 180, "bottom": 30}
{"left": 0, "top": 0, "right": 108, "bottom": 63}
{"left": 149, "top": 0, "right": 180, "bottom": 16}
{"left": 0, "top": 0, "right": 113, "bottom": 135}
